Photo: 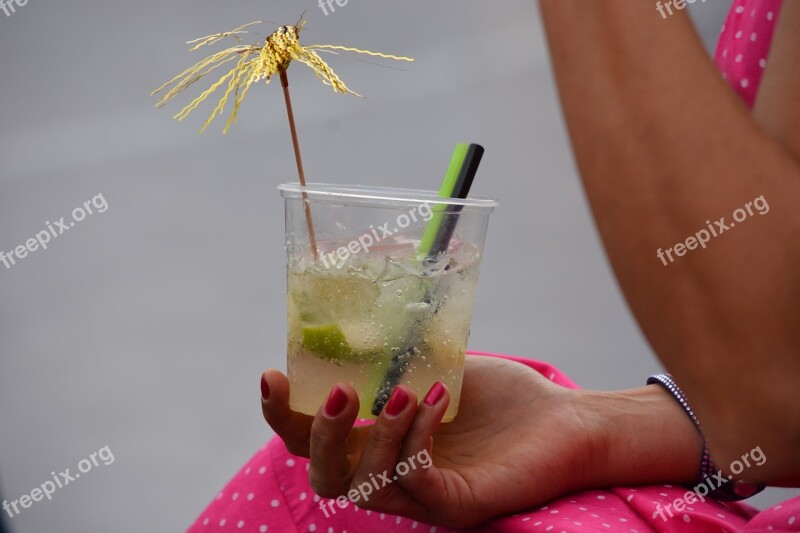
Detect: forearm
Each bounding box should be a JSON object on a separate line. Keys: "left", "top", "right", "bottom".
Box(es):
{"left": 538, "top": 0, "right": 800, "bottom": 477}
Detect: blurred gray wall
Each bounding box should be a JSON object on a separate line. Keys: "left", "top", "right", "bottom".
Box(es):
{"left": 0, "top": 1, "right": 795, "bottom": 531}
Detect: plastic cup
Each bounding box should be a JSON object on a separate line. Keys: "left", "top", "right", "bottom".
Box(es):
{"left": 279, "top": 183, "right": 497, "bottom": 422}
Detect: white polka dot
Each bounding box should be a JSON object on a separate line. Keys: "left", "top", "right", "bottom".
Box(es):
{"left": 534, "top": 522, "right": 542, "bottom": 526}
{"left": 683, "top": 515, "right": 691, "bottom": 523}
{"left": 232, "top": 492, "right": 239, "bottom": 500}
{"left": 723, "top": 48, "right": 728, "bottom": 59}
{"left": 789, "top": 516, "right": 796, "bottom": 525}
{"left": 396, "top": 517, "right": 402, "bottom": 524}
{"left": 741, "top": 79, "right": 750, "bottom": 88}
{"left": 247, "top": 492, "right": 255, "bottom": 501}
{"left": 216, "top": 492, "right": 224, "bottom": 500}
{"left": 219, "top": 519, "right": 227, "bottom": 526}
{"left": 412, "top": 522, "right": 419, "bottom": 529}
{"left": 305, "top": 463, "right": 310, "bottom": 471}
{"left": 237, "top": 520, "right": 245, "bottom": 529}
{"left": 286, "top": 458, "right": 296, "bottom": 467}
{"left": 735, "top": 5, "right": 744, "bottom": 13}
{"left": 574, "top": 522, "right": 582, "bottom": 526}
{"left": 735, "top": 30, "right": 743, "bottom": 39}
{"left": 717, "top": 513, "right": 726, "bottom": 518}
{"left": 759, "top": 58, "right": 767, "bottom": 69}
{"left": 313, "top": 494, "right": 321, "bottom": 502}
{"left": 602, "top": 524, "right": 611, "bottom": 529}
{"left": 767, "top": 11, "right": 774, "bottom": 20}
{"left": 258, "top": 466, "right": 267, "bottom": 474}
{"left": 259, "top": 527, "right": 268, "bottom": 533}
{"left": 550, "top": 510, "right": 559, "bottom": 514}
{"left": 299, "top": 492, "right": 307, "bottom": 501}
{"left": 308, "top": 525, "right": 316, "bottom": 532}
{"left": 735, "top": 54, "right": 743, "bottom": 63}
{"left": 541, "top": 506, "right": 549, "bottom": 510}
{"left": 579, "top": 507, "right": 587, "bottom": 511}
{"left": 619, "top": 518, "right": 627, "bottom": 522}
{"left": 202, "top": 517, "right": 209, "bottom": 525}
{"left": 750, "top": 32, "right": 758, "bottom": 42}
{"left": 380, "top": 514, "right": 386, "bottom": 520}
{"left": 430, "top": 527, "right": 437, "bottom": 533}
{"left": 626, "top": 494, "right": 634, "bottom": 502}
{"left": 596, "top": 495, "right": 606, "bottom": 500}
{"left": 775, "top": 505, "right": 783, "bottom": 510}
{"left": 270, "top": 499, "right": 280, "bottom": 507}
{"left": 328, "top": 528, "right": 334, "bottom": 533}
{"left": 244, "top": 467, "right": 251, "bottom": 475}
{"left": 546, "top": 527, "right": 554, "bottom": 532}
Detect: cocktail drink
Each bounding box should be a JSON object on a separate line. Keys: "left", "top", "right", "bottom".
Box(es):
{"left": 280, "top": 184, "right": 496, "bottom": 422}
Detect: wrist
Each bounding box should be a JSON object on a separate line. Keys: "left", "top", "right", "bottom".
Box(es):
{"left": 574, "top": 385, "right": 703, "bottom": 489}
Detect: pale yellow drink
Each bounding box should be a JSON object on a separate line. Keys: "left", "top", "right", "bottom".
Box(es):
{"left": 286, "top": 246, "right": 480, "bottom": 421}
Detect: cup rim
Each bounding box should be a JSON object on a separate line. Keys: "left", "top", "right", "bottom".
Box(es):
{"left": 278, "top": 182, "right": 499, "bottom": 209}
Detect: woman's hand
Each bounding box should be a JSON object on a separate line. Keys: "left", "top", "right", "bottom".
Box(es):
{"left": 261, "top": 355, "right": 702, "bottom": 528}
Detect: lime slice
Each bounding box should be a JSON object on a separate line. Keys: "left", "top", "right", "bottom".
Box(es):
{"left": 301, "top": 325, "right": 379, "bottom": 364}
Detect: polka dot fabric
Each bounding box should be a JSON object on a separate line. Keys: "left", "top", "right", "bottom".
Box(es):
{"left": 714, "top": 0, "right": 784, "bottom": 108}
{"left": 187, "top": 352, "right": 800, "bottom": 532}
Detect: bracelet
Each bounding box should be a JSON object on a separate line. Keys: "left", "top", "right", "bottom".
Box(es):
{"left": 647, "top": 373, "right": 765, "bottom": 501}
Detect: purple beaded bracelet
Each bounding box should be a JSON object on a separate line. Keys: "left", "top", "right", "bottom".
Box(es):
{"left": 647, "top": 373, "right": 765, "bottom": 501}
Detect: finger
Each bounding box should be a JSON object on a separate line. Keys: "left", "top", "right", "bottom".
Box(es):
{"left": 397, "top": 381, "right": 450, "bottom": 491}
{"left": 260, "top": 370, "right": 314, "bottom": 457}
{"left": 349, "top": 386, "right": 418, "bottom": 506}
{"left": 308, "top": 384, "right": 360, "bottom": 498}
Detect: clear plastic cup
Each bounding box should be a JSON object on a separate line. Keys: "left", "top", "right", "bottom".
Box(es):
{"left": 279, "top": 183, "right": 497, "bottom": 422}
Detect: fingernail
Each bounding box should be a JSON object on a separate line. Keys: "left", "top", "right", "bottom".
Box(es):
{"left": 324, "top": 386, "right": 348, "bottom": 418}
{"left": 385, "top": 387, "right": 410, "bottom": 417}
{"left": 260, "top": 375, "right": 270, "bottom": 401}
{"left": 423, "top": 382, "right": 445, "bottom": 406}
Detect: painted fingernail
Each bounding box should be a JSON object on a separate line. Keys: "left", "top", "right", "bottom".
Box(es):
{"left": 423, "top": 382, "right": 445, "bottom": 406}
{"left": 324, "top": 386, "right": 348, "bottom": 418}
{"left": 385, "top": 387, "right": 410, "bottom": 417}
{"left": 260, "top": 375, "right": 270, "bottom": 401}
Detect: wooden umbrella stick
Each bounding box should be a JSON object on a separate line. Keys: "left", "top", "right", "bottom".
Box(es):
{"left": 280, "top": 69, "right": 319, "bottom": 260}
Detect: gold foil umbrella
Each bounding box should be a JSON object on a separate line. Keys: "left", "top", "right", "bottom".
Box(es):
{"left": 152, "top": 16, "right": 413, "bottom": 257}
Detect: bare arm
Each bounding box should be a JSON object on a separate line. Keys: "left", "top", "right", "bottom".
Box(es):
{"left": 538, "top": 0, "right": 800, "bottom": 482}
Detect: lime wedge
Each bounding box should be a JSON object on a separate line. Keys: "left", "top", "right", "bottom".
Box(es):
{"left": 301, "top": 325, "right": 379, "bottom": 364}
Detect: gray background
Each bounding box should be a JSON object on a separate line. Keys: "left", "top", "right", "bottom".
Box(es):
{"left": 1, "top": 1, "right": 796, "bottom": 531}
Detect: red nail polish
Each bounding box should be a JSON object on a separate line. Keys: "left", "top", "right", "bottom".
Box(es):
{"left": 260, "top": 375, "right": 270, "bottom": 400}
{"left": 324, "top": 386, "right": 348, "bottom": 417}
{"left": 423, "top": 382, "right": 445, "bottom": 406}
{"left": 385, "top": 387, "right": 410, "bottom": 417}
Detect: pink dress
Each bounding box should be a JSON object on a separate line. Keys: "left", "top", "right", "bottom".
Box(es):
{"left": 189, "top": 2, "right": 800, "bottom": 531}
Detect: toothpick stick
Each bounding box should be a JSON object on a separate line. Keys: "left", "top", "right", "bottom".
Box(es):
{"left": 280, "top": 69, "right": 318, "bottom": 260}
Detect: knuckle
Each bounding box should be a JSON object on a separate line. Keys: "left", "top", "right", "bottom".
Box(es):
{"left": 366, "top": 426, "right": 399, "bottom": 452}
{"left": 308, "top": 469, "right": 341, "bottom": 499}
